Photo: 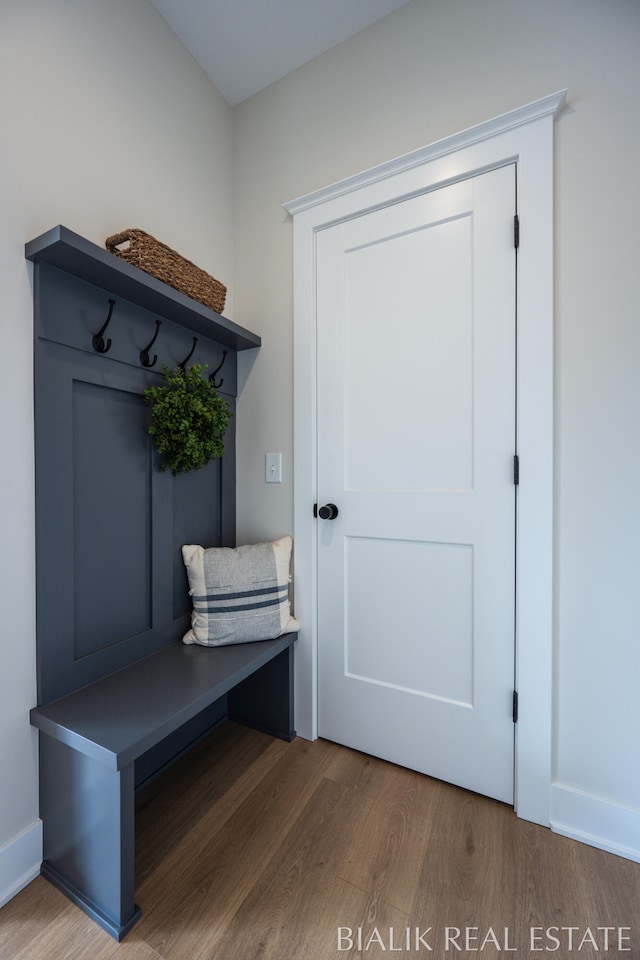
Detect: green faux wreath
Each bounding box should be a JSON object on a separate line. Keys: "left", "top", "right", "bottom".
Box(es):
{"left": 143, "top": 363, "right": 231, "bottom": 474}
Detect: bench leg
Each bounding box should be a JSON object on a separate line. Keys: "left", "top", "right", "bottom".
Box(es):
{"left": 39, "top": 734, "right": 141, "bottom": 940}
{"left": 228, "top": 642, "right": 296, "bottom": 741}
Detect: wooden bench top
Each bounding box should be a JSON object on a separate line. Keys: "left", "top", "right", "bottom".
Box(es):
{"left": 30, "top": 634, "right": 295, "bottom": 771}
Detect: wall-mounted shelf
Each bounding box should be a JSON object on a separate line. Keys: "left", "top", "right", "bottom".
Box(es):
{"left": 25, "top": 225, "right": 260, "bottom": 352}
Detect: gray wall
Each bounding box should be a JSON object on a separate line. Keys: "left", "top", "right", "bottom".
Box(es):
{"left": 232, "top": 0, "right": 640, "bottom": 857}
{"left": 0, "top": 0, "right": 234, "bottom": 903}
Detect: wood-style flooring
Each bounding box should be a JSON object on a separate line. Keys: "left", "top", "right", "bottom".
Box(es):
{"left": 1, "top": 721, "right": 639, "bottom": 959}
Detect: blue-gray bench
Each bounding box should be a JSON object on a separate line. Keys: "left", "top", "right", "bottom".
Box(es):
{"left": 30, "top": 634, "right": 295, "bottom": 940}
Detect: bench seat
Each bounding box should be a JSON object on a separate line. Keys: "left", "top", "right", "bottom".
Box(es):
{"left": 30, "top": 634, "right": 296, "bottom": 941}
{"left": 31, "top": 633, "right": 296, "bottom": 769}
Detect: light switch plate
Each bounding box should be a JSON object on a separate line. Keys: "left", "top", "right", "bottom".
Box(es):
{"left": 265, "top": 453, "right": 282, "bottom": 483}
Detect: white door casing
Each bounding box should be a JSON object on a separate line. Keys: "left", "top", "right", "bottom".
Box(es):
{"left": 316, "top": 166, "right": 517, "bottom": 803}
{"left": 284, "top": 90, "right": 566, "bottom": 827}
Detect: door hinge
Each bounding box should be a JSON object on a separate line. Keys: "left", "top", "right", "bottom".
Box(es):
{"left": 513, "top": 690, "right": 519, "bottom": 723}
{"left": 513, "top": 454, "right": 519, "bottom": 485}
{"left": 514, "top": 214, "right": 520, "bottom": 249}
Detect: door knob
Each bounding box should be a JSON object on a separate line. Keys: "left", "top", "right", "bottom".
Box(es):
{"left": 317, "top": 503, "right": 339, "bottom": 520}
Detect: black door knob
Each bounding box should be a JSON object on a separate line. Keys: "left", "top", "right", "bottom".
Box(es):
{"left": 318, "top": 503, "right": 339, "bottom": 520}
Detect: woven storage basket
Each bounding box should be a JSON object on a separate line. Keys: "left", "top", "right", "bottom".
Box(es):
{"left": 105, "top": 229, "right": 226, "bottom": 314}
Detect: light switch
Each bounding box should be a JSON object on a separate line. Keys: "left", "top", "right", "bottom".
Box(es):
{"left": 265, "top": 453, "right": 282, "bottom": 483}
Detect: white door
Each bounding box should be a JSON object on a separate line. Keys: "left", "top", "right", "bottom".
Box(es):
{"left": 316, "top": 164, "right": 517, "bottom": 804}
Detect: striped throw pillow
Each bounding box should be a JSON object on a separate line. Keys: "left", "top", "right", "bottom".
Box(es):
{"left": 181, "top": 536, "right": 300, "bottom": 646}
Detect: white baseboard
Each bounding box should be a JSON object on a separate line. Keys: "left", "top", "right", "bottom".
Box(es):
{"left": 550, "top": 783, "right": 640, "bottom": 863}
{"left": 0, "top": 820, "right": 42, "bottom": 908}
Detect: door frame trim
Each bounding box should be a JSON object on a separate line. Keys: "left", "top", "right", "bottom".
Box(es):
{"left": 284, "top": 90, "right": 567, "bottom": 827}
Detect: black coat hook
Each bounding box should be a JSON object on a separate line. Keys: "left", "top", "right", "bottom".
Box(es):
{"left": 178, "top": 336, "right": 198, "bottom": 371}
{"left": 209, "top": 350, "right": 227, "bottom": 389}
{"left": 140, "top": 319, "right": 161, "bottom": 368}
{"left": 92, "top": 299, "right": 116, "bottom": 354}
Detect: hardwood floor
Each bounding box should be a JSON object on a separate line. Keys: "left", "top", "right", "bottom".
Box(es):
{"left": 1, "top": 722, "right": 639, "bottom": 959}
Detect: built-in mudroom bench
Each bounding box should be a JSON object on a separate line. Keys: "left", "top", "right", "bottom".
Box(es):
{"left": 26, "top": 226, "right": 296, "bottom": 940}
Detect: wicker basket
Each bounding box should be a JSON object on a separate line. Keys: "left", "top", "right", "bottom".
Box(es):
{"left": 105, "top": 229, "right": 226, "bottom": 314}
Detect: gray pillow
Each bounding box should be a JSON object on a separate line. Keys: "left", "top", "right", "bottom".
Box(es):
{"left": 181, "top": 535, "right": 300, "bottom": 646}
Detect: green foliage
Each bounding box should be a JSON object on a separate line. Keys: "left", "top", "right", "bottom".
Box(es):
{"left": 143, "top": 363, "right": 231, "bottom": 475}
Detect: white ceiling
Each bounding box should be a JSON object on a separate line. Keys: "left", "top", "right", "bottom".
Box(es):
{"left": 148, "top": 0, "right": 413, "bottom": 106}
